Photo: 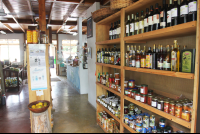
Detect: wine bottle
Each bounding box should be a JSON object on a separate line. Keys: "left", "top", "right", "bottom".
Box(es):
{"left": 180, "top": 0, "right": 189, "bottom": 24}
{"left": 171, "top": 40, "right": 178, "bottom": 71}
{"left": 163, "top": 45, "right": 171, "bottom": 71}
{"left": 109, "top": 23, "right": 113, "bottom": 40}
{"left": 152, "top": 44, "right": 157, "bottom": 69}
{"left": 130, "top": 14, "right": 135, "bottom": 36}
{"left": 116, "top": 21, "right": 119, "bottom": 39}
{"left": 125, "top": 45, "right": 130, "bottom": 66}
{"left": 171, "top": 0, "right": 180, "bottom": 26}
{"left": 144, "top": 8, "right": 149, "bottom": 33}
{"left": 139, "top": 11, "right": 144, "bottom": 34}
{"left": 160, "top": 0, "right": 167, "bottom": 29}
{"left": 141, "top": 46, "right": 146, "bottom": 68}
{"left": 135, "top": 13, "right": 139, "bottom": 35}
{"left": 126, "top": 15, "right": 130, "bottom": 37}
{"left": 136, "top": 47, "right": 141, "bottom": 68}
{"left": 158, "top": 45, "right": 164, "bottom": 70}
{"left": 157, "top": 44, "right": 161, "bottom": 69}
{"left": 153, "top": 3, "right": 160, "bottom": 30}
{"left": 114, "top": 22, "right": 117, "bottom": 39}
{"left": 118, "top": 20, "right": 121, "bottom": 38}
{"left": 148, "top": 6, "right": 154, "bottom": 32}
{"left": 132, "top": 45, "right": 136, "bottom": 67}
{"left": 146, "top": 47, "right": 152, "bottom": 69}
{"left": 101, "top": 48, "right": 104, "bottom": 63}
{"left": 167, "top": 0, "right": 173, "bottom": 27}
{"left": 188, "top": 0, "right": 197, "bottom": 21}
{"left": 129, "top": 45, "right": 133, "bottom": 67}
{"left": 177, "top": 45, "right": 180, "bottom": 72}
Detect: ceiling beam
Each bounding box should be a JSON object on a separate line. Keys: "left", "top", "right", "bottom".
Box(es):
{"left": 26, "top": 0, "right": 34, "bottom": 23}
{"left": 0, "top": 22, "right": 14, "bottom": 33}
{"left": 48, "top": 0, "right": 56, "bottom": 24}
{"left": 2, "top": 0, "right": 25, "bottom": 32}
{"left": 38, "top": 0, "right": 46, "bottom": 31}
{"left": 55, "top": 0, "right": 101, "bottom": 5}
{"left": 57, "top": 26, "right": 63, "bottom": 33}
{"left": 102, "top": 0, "right": 110, "bottom": 6}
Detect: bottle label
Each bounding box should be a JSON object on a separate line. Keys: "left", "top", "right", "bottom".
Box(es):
{"left": 163, "top": 61, "right": 166, "bottom": 68}
{"left": 167, "top": 10, "right": 171, "bottom": 23}
{"left": 114, "top": 29, "right": 117, "bottom": 35}
{"left": 157, "top": 104, "right": 161, "bottom": 110}
{"left": 109, "top": 30, "right": 113, "bottom": 36}
{"left": 141, "top": 58, "right": 146, "bottom": 68}
{"left": 160, "top": 22, "right": 166, "bottom": 27}
{"left": 135, "top": 22, "right": 139, "bottom": 30}
{"left": 126, "top": 24, "right": 129, "bottom": 34}
{"left": 182, "top": 51, "right": 192, "bottom": 73}
{"left": 140, "top": 97, "right": 145, "bottom": 102}
{"left": 146, "top": 55, "right": 152, "bottom": 68}
{"left": 136, "top": 61, "right": 140, "bottom": 68}
{"left": 171, "top": 51, "right": 177, "bottom": 70}
{"left": 153, "top": 14, "right": 160, "bottom": 24}
{"left": 116, "top": 28, "right": 119, "bottom": 35}
{"left": 189, "top": 1, "right": 197, "bottom": 12}
{"left": 180, "top": 5, "right": 189, "bottom": 15}
{"left": 130, "top": 23, "right": 134, "bottom": 32}
{"left": 139, "top": 21, "right": 144, "bottom": 29}
{"left": 160, "top": 11, "right": 164, "bottom": 18}
{"left": 132, "top": 60, "right": 136, "bottom": 67}
{"left": 148, "top": 16, "right": 153, "bottom": 25}
{"left": 136, "top": 95, "right": 140, "bottom": 101}
{"left": 119, "top": 27, "right": 121, "bottom": 34}
{"left": 157, "top": 61, "right": 163, "bottom": 68}
{"left": 166, "top": 63, "right": 171, "bottom": 69}
{"left": 144, "top": 18, "right": 148, "bottom": 27}
{"left": 171, "top": 8, "right": 178, "bottom": 17}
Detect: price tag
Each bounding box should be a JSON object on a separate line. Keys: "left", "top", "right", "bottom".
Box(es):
{"left": 36, "top": 90, "right": 44, "bottom": 96}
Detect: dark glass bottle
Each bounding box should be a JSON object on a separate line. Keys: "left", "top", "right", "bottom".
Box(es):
{"left": 152, "top": 44, "right": 157, "bottom": 69}
{"left": 144, "top": 8, "right": 149, "bottom": 33}
{"left": 139, "top": 11, "right": 144, "bottom": 34}
{"left": 188, "top": 0, "right": 197, "bottom": 21}
{"left": 126, "top": 15, "right": 130, "bottom": 37}
{"left": 114, "top": 22, "right": 117, "bottom": 39}
{"left": 160, "top": 0, "right": 167, "bottom": 29}
{"left": 118, "top": 20, "right": 121, "bottom": 38}
{"left": 180, "top": 0, "right": 189, "bottom": 24}
{"left": 112, "top": 22, "right": 116, "bottom": 39}
{"left": 153, "top": 3, "right": 160, "bottom": 31}
{"left": 156, "top": 44, "right": 161, "bottom": 69}
{"left": 167, "top": 0, "right": 173, "bottom": 27}
{"left": 171, "top": 0, "right": 180, "bottom": 26}
{"left": 158, "top": 45, "right": 164, "bottom": 70}
{"left": 146, "top": 47, "right": 152, "bottom": 69}
{"left": 164, "top": 45, "right": 171, "bottom": 71}
{"left": 130, "top": 14, "right": 135, "bottom": 36}
{"left": 109, "top": 23, "right": 113, "bottom": 40}
{"left": 135, "top": 13, "right": 139, "bottom": 35}
{"left": 148, "top": 6, "right": 154, "bottom": 32}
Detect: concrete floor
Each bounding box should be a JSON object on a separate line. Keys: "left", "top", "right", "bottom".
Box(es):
{"left": 0, "top": 70, "right": 103, "bottom": 133}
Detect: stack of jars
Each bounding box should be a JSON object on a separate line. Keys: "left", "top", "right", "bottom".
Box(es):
{"left": 97, "top": 95, "right": 121, "bottom": 119}
{"left": 97, "top": 72, "right": 121, "bottom": 93}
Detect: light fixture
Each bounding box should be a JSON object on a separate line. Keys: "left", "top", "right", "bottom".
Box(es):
{"left": 73, "top": 33, "right": 78, "bottom": 36}
{"left": 0, "top": 30, "right": 6, "bottom": 34}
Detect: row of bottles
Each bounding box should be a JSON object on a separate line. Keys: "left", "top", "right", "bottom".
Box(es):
{"left": 109, "top": 20, "right": 121, "bottom": 40}
{"left": 125, "top": 40, "right": 195, "bottom": 73}
{"left": 125, "top": 0, "right": 197, "bottom": 36}
{"left": 97, "top": 47, "right": 121, "bottom": 65}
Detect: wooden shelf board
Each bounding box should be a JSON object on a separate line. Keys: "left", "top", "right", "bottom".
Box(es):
{"left": 96, "top": 101, "right": 120, "bottom": 123}
{"left": 124, "top": 21, "right": 197, "bottom": 42}
{"left": 96, "top": 82, "right": 121, "bottom": 97}
{"left": 123, "top": 95, "right": 191, "bottom": 129}
{"left": 122, "top": 122, "right": 137, "bottom": 133}
{"left": 124, "top": 66, "right": 194, "bottom": 79}
{"left": 96, "top": 62, "right": 122, "bottom": 69}
{"left": 97, "top": 121, "right": 108, "bottom": 133}
{"left": 97, "top": 11, "right": 121, "bottom": 25}
{"left": 96, "top": 38, "right": 120, "bottom": 45}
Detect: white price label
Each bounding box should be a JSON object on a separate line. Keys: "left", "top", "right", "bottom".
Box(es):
{"left": 153, "top": 14, "right": 159, "bottom": 24}
{"left": 180, "top": 5, "right": 189, "bottom": 15}
{"left": 148, "top": 16, "right": 153, "bottom": 25}
{"left": 189, "top": 1, "right": 197, "bottom": 12}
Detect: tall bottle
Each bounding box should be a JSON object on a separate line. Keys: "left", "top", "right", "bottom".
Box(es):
{"left": 136, "top": 46, "right": 141, "bottom": 68}
{"left": 158, "top": 45, "right": 164, "bottom": 70}
{"left": 109, "top": 23, "right": 113, "bottom": 40}
{"left": 132, "top": 45, "right": 136, "bottom": 67}
{"left": 188, "top": 0, "right": 197, "bottom": 21}
{"left": 108, "top": 48, "right": 111, "bottom": 64}
{"left": 139, "top": 11, "right": 144, "bottom": 34}
{"left": 163, "top": 45, "right": 171, "bottom": 71}
{"left": 101, "top": 48, "right": 104, "bottom": 63}
{"left": 141, "top": 46, "right": 146, "bottom": 68}
{"left": 111, "top": 48, "right": 114, "bottom": 65}
{"left": 156, "top": 44, "right": 161, "bottom": 69}
{"left": 177, "top": 45, "right": 180, "bottom": 72}
{"left": 126, "top": 15, "right": 130, "bottom": 37}
{"left": 118, "top": 20, "right": 121, "bottom": 38}
{"left": 130, "top": 14, "right": 135, "bottom": 36}
{"left": 116, "top": 21, "right": 119, "bottom": 39}
{"left": 146, "top": 47, "right": 152, "bottom": 69}
{"left": 97, "top": 49, "right": 99, "bottom": 62}
{"left": 144, "top": 8, "right": 149, "bottom": 33}
{"left": 135, "top": 13, "right": 139, "bottom": 35}
{"left": 114, "top": 22, "right": 117, "bottom": 39}
{"left": 153, "top": 3, "right": 160, "bottom": 30}
{"left": 180, "top": 0, "right": 189, "bottom": 24}
{"left": 152, "top": 44, "right": 157, "bottom": 69}
{"left": 126, "top": 45, "right": 130, "bottom": 66}
{"left": 171, "top": 40, "right": 179, "bottom": 71}
{"left": 160, "top": 0, "right": 167, "bottom": 29}
{"left": 129, "top": 45, "right": 133, "bottom": 67}
{"left": 171, "top": 0, "right": 180, "bottom": 26}
{"left": 148, "top": 6, "right": 154, "bottom": 32}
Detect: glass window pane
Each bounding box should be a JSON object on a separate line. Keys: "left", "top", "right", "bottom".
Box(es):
{"left": 1, "top": 45, "right": 9, "bottom": 61}
{"left": 9, "top": 45, "right": 20, "bottom": 62}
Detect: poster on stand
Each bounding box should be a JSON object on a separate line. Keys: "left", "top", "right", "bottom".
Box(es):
{"left": 29, "top": 44, "right": 47, "bottom": 91}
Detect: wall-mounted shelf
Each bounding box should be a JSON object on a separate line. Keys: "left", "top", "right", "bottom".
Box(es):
{"left": 96, "top": 62, "right": 122, "bottom": 69}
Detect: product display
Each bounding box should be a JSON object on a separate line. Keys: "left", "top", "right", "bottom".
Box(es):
{"left": 109, "top": 20, "right": 121, "bottom": 40}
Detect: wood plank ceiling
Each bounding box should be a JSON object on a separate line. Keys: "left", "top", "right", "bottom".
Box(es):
{"left": 0, "top": 0, "right": 110, "bottom": 34}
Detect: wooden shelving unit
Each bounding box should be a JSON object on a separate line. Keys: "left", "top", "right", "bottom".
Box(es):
{"left": 97, "top": 122, "right": 108, "bottom": 133}
{"left": 96, "top": 0, "right": 199, "bottom": 133}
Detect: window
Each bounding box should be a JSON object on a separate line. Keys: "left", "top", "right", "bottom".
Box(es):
{"left": 62, "top": 40, "right": 78, "bottom": 59}
{"left": 0, "top": 39, "right": 20, "bottom": 62}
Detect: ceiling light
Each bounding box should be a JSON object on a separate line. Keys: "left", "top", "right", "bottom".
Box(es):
{"left": 73, "top": 33, "right": 78, "bottom": 36}
{"left": 0, "top": 30, "right": 6, "bottom": 34}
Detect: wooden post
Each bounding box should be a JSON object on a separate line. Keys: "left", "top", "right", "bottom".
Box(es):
{"left": 38, "top": 0, "right": 46, "bottom": 32}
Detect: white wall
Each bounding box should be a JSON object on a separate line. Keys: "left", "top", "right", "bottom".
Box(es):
{"left": 87, "top": 2, "right": 100, "bottom": 108}
{"left": 0, "top": 33, "right": 24, "bottom": 65}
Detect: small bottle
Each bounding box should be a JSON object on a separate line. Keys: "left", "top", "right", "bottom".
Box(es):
{"left": 141, "top": 46, "right": 146, "bottom": 68}
{"left": 146, "top": 47, "right": 152, "bottom": 69}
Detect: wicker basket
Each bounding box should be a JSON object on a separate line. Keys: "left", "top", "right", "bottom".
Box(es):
{"left": 110, "top": 0, "right": 133, "bottom": 10}
{"left": 91, "top": 7, "right": 118, "bottom": 23}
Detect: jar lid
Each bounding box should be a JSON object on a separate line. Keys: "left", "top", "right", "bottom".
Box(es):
{"left": 141, "top": 84, "right": 148, "bottom": 87}
{"left": 133, "top": 88, "right": 138, "bottom": 90}
{"left": 124, "top": 115, "right": 129, "bottom": 118}
{"left": 129, "top": 89, "right": 133, "bottom": 91}
{"left": 124, "top": 81, "right": 128, "bottom": 83}
{"left": 164, "top": 100, "right": 169, "bottom": 103}
{"left": 148, "top": 95, "right": 153, "bottom": 98}
{"left": 176, "top": 103, "right": 183, "bottom": 107}
{"left": 129, "top": 117, "right": 133, "bottom": 120}
{"left": 136, "top": 123, "right": 142, "bottom": 127}
{"left": 125, "top": 88, "right": 129, "bottom": 90}
{"left": 159, "top": 99, "right": 164, "bottom": 102}
{"left": 160, "top": 118, "right": 165, "bottom": 122}
{"left": 132, "top": 90, "right": 137, "bottom": 93}
{"left": 124, "top": 106, "right": 128, "bottom": 108}
{"left": 129, "top": 80, "right": 135, "bottom": 82}
{"left": 141, "top": 94, "right": 147, "bottom": 97}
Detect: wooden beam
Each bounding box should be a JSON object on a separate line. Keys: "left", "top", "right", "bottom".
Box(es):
{"left": 12, "top": 17, "right": 25, "bottom": 32}
{"left": 55, "top": 0, "right": 100, "bottom": 5}
{"left": 102, "top": 0, "right": 110, "bottom": 6}
{"left": 26, "top": 0, "right": 34, "bottom": 23}
{"left": 0, "top": 22, "right": 13, "bottom": 33}
{"left": 57, "top": 26, "right": 63, "bottom": 33}
{"left": 38, "top": 0, "right": 46, "bottom": 31}
{"left": 48, "top": 0, "right": 56, "bottom": 24}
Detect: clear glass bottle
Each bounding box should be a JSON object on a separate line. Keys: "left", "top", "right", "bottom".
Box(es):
{"left": 135, "top": 13, "right": 139, "bottom": 35}
{"left": 139, "top": 11, "right": 144, "bottom": 34}
{"left": 171, "top": 40, "right": 179, "bottom": 71}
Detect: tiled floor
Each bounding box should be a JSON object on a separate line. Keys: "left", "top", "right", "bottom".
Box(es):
{"left": 0, "top": 72, "right": 103, "bottom": 133}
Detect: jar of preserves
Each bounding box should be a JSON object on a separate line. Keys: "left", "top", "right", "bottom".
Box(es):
{"left": 128, "top": 89, "right": 132, "bottom": 97}
{"left": 128, "top": 116, "right": 134, "bottom": 125}
{"left": 131, "top": 90, "right": 137, "bottom": 99}
{"left": 183, "top": 103, "right": 189, "bottom": 111}
{"left": 124, "top": 106, "right": 129, "bottom": 114}
{"left": 159, "top": 118, "right": 166, "bottom": 128}
{"left": 147, "top": 95, "right": 153, "bottom": 106}
{"left": 148, "top": 90, "right": 153, "bottom": 95}
{"left": 143, "top": 116, "right": 150, "bottom": 128}
{"left": 125, "top": 88, "right": 129, "bottom": 96}
{"left": 124, "top": 81, "right": 128, "bottom": 88}
{"left": 157, "top": 99, "right": 164, "bottom": 111}
{"left": 181, "top": 110, "right": 191, "bottom": 122}
{"left": 130, "top": 120, "right": 136, "bottom": 130}
{"left": 136, "top": 123, "right": 142, "bottom": 133}
{"left": 169, "top": 102, "right": 176, "bottom": 116}
{"left": 188, "top": 104, "right": 193, "bottom": 121}
{"left": 136, "top": 115, "right": 143, "bottom": 123}
{"left": 151, "top": 98, "right": 158, "bottom": 108}
{"left": 150, "top": 115, "right": 155, "bottom": 127}
{"left": 124, "top": 115, "right": 129, "bottom": 125}
{"left": 115, "top": 78, "right": 120, "bottom": 85}
{"left": 140, "top": 94, "right": 147, "bottom": 103}
{"left": 129, "top": 103, "right": 134, "bottom": 112}
{"left": 114, "top": 73, "right": 119, "bottom": 78}
{"left": 175, "top": 103, "right": 183, "bottom": 118}
{"left": 118, "top": 86, "right": 121, "bottom": 93}
{"left": 128, "top": 80, "right": 135, "bottom": 88}
{"left": 164, "top": 100, "right": 170, "bottom": 113}
{"left": 135, "top": 92, "right": 141, "bottom": 101}
{"left": 140, "top": 84, "right": 148, "bottom": 95}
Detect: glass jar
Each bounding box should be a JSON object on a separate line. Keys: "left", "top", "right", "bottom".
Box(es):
{"left": 136, "top": 115, "right": 143, "bottom": 124}
{"left": 150, "top": 115, "right": 155, "bottom": 127}
{"left": 169, "top": 102, "right": 176, "bottom": 116}
{"left": 115, "top": 78, "right": 120, "bottom": 85}
{"left": 128, "top": 117, "right": 134, "bottom": 125}
{"left": 151, "top": 98, "right": 158, "bottom": 108}
{"left": 124, "top": 81, "right": 128, "bottom": 88}
{"left": 124, "top": 115, "right": 129, "bottom": 125}
{"left": 140, "top": 94, "right": 147, "bottom": 103}
{"left": 157, "top": 99, "right": 164, "bottom": 111}
{"left": 157, "top": 127, "right": 162, "bottom": 133}
{"left": 130, "top": 120, "right": 136, "bottom": 130}
{"left": 114, "top": 73, "right": 120, "bottom": 78}
{"left": 164, "top": 100, "right": 170, "bottom": 113}
{"left": 129, "top": 103, "right": 134, "bottom": 112}
{"left": 135, "top": 92, "right": 141, "bottom": 101}
{"left": 143, "top": 116, "right": 150, "bottom": 128}
{"left": 128, "top": 80, "right": 135, "bottom": 88}
{"left": 124, "top": 106, "right": 129, "bottom": 114}
{"left": 136, "top": 123, "right": 142, "bottom": 133}
{"left": 131, "top": 90, "right": 137, "bottom": 99}
{"left": 125, "top": 88, "right": 129, "bottom": 96}
{"left": 183, "top": 103, "right": 189, "bottom": 111}
{"left": 175, "top": 103, "right": 183, "bottom": 118}
{"left": 128, "top": 89, "right": 133, "bottom": 97}
{"left": 148, "top": 90, "right": 153, "bottom": 95}
{"left": 181, "top": 110, "right": 191, "bottom": 122}
{"left": 159, "top": 118, "right": 166, "bottom": 128}
{"left": 140, "top": 84, "right": 148, "bottom": 95}
{"left": 147, "top": 95, "right": 153, "bottom": 106}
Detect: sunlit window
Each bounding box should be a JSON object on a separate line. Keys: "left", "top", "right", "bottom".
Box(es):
{"left": 62, "top": 40, "right": 78, "bottom": 59}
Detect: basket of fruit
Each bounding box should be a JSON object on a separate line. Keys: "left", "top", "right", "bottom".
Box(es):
{"left": 28, "top": 100, "right": 50, "bottom": 113}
